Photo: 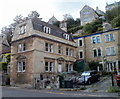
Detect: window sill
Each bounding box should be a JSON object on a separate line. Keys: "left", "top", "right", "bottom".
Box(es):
{"left": 19, "top": 32, "right": 26, "bottom": 35}
{"left": 17, "top": 71, "right": 25, "bottom": 73}
{"left": 106, "top": 40, "right": 115, "bottom": 43}
{"left": 106, "top": 54, "right": 116, "bottom": 56}
{"left": 94, "top": 56, "right": 102, "bottom": 58}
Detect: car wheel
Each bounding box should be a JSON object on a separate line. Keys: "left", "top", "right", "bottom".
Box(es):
{"left": 88, "top": 80, "right": 91, "bottom": 85}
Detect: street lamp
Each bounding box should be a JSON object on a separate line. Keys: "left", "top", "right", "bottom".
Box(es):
{"left": 102, "top": 56, "right": 107, "bottom": 71}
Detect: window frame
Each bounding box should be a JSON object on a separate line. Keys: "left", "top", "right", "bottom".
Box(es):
{"left": 79, "top": 50, "right": 84, "bottom": 59}
{"left": 45, "top": 61, "right": 54, "bottom": 72}
{"left": 105, "top": 33, "right": 114, "bottom": 42}
{"left": 17, "top": 61, "right": 26, "bottom": 72}
{"left": 106, "top": 47, "right": 116, "bottom": 56}
{"left": 58, "top": 45, "right": 63, "bottom": 54}
{"left": 18, "top": 43, "right": 26, "bottom": 52}
{"left": 19, "top": 25, "right": 26, "bottom": 35}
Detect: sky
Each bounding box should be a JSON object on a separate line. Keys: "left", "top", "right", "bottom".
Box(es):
{"left": 0, "top": 0, "right": 120, "bottom": 31}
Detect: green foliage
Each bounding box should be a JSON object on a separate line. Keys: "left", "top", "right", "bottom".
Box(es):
{"left": 83, "top": 19, "right": 103, "bottom": 35}
{"left": 84, "top": 64, "right": 90, "bottom": 71}
{"left": 105, "top": 5, "right": 120, "bottom": 22}
{"left": 0, "top": 62, "right": 7, "bottom": 71}
{"left": 111, "top": 15, "right": 120, "bottom": 28}
{"left": 80, "top": 87, "right": 87, "bottom": 90}
{"left": 0, "top": 53, "right": 10, "bottom": 72}
{"left": 65, "top": 17, "right": 81, "bottom": 33}
{"left": 68, "top": 26, "right": 83, "bottom": 33}
{"left": 88, "top": 61, "right": 99, "bottom": 70}
{"left": 4, "top": 53, "right": 10, "bottom": 64}
{"left": 107, "top": 87, "right": 120, "bottom": 93}
{"left": 105, "top": 5, "right": 120, "bottom": 28}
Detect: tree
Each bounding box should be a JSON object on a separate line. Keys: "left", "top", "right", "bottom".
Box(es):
{"left": 63, "top": 13, "right": 73, "bottom": 21}
{"left": 88, "top": 61, "right": 99, "bottom": 70}
{"left": 0, "top": 53, "right": 10, "bottom": 72}
{"left": 83, "top": 19, "right": 103, "bottom": 35}
{"left": 13, "top": 15, "right": 23, "bottom": 24}
{"left": 28, "top": 11, "right": 40, "bottom": 19}
{"left": 111, "top": 15, "right": 120, "bottom": 28}
{"left": 105, "top": 5, "right": 120, "bottom": 26}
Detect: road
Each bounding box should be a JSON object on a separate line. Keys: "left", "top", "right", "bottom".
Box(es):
{"left": 1, "top": 86, "right": 119, "bottom": 98}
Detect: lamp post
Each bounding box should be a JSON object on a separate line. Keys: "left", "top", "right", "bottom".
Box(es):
{"left": 111, "top": 73, "right": 114, "bottom": 86}
{"left": 102, "top": 56, "right": 107, "bottom": 71}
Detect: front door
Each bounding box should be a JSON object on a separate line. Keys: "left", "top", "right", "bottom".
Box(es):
{"left": 58, "top": 63, "right": 62, "bottom": 73}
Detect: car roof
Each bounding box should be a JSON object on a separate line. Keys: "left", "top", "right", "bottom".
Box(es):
{"left": 83, "top": 70, "right": 97, "bottom": 73}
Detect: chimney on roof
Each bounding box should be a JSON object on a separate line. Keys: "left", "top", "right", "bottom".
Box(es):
{"left": 59, "top": 21, "right": 67, "bottom": 32}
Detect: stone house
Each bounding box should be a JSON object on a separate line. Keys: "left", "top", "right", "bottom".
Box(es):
{"left": 74, "top": 28, "right": 120, "bottom": 72}
{"left": 80, "top": 5, "right": 104, "bottom": 26}
{"left": 106, "top": 1, "right": 120, "bottom": 11}
{"left": 10, "top": 18, "right": 77, "bottom": 88}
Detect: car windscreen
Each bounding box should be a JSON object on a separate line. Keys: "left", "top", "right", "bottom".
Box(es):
{"left": 81, "top": 72, "right": 90, "bottom": 76}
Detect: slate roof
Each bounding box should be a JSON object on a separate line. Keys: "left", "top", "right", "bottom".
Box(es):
{"left": 32, "top": 18, "right": 74, "bottom": 42}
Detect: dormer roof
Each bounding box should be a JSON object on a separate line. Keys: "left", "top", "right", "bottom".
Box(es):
{"left": 32, "top": 18, "right": 74, "bottom": 42}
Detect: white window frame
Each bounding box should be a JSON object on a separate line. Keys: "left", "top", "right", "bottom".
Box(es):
{"left": 93, "top": 48, "right": 102, "bottom": 57}
{"left": 17, "top": 61, "right": 25, "bottom": 72}
{"left": 63, "top": 33, "right": 70, "bottom": 40}
{"left": 49, "top": 62, "right": 54, "bottom": 72}
{"left": 58, "top": 45, "right": 63, "bottom": 54}
{"left": 18, "top": 43, "right": 26, "bottom": 52}
{"left": 106, "top": 47, "right": 116, "bottom": 56}
{"left": 69, "top": 48, "right": 73, "bottom": 57}
{"left": 50, "top": 44, "right": 54, "bottom": 53}
{"left": 45, "top": 61, "right": 49, "bottom": 72}
{"left": 66, "top": 64, "right": 73, "bottom": 72}
{"left": 92, "top": 36, "right": 101, "bottom": 44}
{"left": 44, "top": 26, "right": 51, "bottom": 34}
{"left": 66, "top": 48, "right": 69, "bottom": 56}
{"left": 105, "top": 33, "right": 114, "bottom": 42}
{"left": 45, "top": 43, "right": 54, "bottom": 53}
{"left": 19, "top": 25, "right": 26, "bottom": 34}
{"left": 79, "top": 50, "right": 84, "bottom": 59}
{"left": 78, "top": 39, "right": 84, "bottom": 47}
{"left": 45, "top": 61, "right": 54, "bottom": 72}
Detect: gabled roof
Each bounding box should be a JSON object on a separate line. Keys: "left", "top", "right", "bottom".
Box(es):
{"left": 48, "top": 16, "right": 58, "bottom": 24}
{"left": 32, "top": 18, "right": 74, "bottom": 42}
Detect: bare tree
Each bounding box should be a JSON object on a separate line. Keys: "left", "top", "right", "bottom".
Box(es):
{"left": 63, "top": 13, "right": 73, "bottom": 21}
{"left": 13, "top": 15, "right": 23, "bottom": 24}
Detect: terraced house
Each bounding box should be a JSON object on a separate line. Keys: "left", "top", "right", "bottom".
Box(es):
{"left": 10, "top": 17, "right": 76, "bottom": 88}
{"left": 74, "top": 28, "right": 120, "bottom": 72}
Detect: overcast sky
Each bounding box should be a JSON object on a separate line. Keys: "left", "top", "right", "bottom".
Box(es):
{"left": 0, "top": 0, "right": 120, "bottom": 31}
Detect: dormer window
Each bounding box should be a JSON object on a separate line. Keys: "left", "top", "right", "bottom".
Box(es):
{"left": 63, "top": 33, "right": 69, "bottom": 40}
{"left": 43, "top": 26, "right": 51, "bottom": 34}
{"left": 19, "top": 25, "right": 26, "bottom": 34}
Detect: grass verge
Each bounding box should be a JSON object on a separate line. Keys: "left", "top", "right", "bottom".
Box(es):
{"left": 107, "top": 86, "right": 120, "bottom": 93}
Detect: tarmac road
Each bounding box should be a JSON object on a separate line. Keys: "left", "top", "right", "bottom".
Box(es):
{"left": 2, "top": 86, "right": 119, "bottom": 98}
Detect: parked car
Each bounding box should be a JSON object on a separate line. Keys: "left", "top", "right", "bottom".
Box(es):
{"left": 77, "top": 70, "right": 100, "bottom": 85}
{"left": 116, "top": 71, "right": 120, "bottom": 86}
{"left": 68, "top": 73, "right": 82, "bottom": 84}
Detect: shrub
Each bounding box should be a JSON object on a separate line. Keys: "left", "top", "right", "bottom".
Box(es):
{"left": 107, "top": 87, "right": 120, "bottom": 93}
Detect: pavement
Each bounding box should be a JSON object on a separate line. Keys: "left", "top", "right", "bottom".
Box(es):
{"left": 1, "top": 75, "right": 120, "bottom": 98}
